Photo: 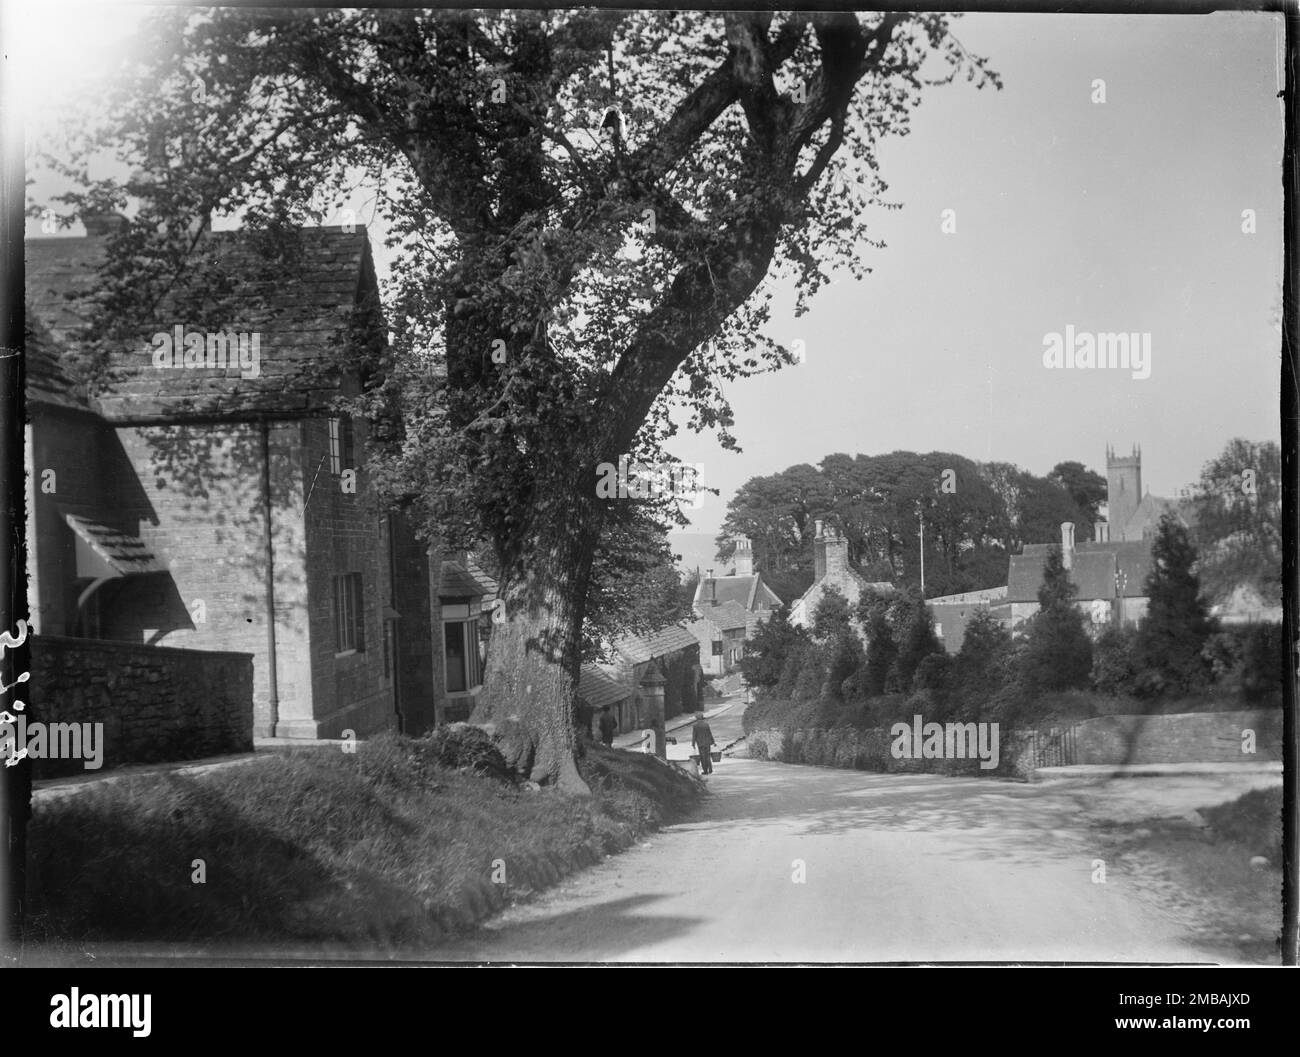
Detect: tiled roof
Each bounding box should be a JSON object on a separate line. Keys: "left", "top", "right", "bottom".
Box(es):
{"left": 708, "top": 599, "right": 752, "bottom": 631}
{"left": 65, "top": 514, "right": 166, "bottom": 576}
{"left": 613, "top": 624, "right": 700, "bottom": 664}
{"left": 577, "top": 664, "right": 632, "bottom": 709}
{"left": 464, "top": 554, "right": 499, "bottom": 599}
{"left": 26, "top": 225, "right": 378, "bottom": 423}
{"left": 437, "top": 559, "right": 494, "bottom": 600}
{"left": 1007, "top": 541, "right": 1153, "bottom": 603}
{"left": 928, "top": 585, "right": 1007, "bottom": 605}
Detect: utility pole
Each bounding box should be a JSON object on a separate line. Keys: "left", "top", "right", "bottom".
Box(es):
{"left": 918, "top": 503, "right": 926, "bottom": 597}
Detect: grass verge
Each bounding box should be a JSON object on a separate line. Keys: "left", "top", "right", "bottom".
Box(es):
{"left": 20, "top": 732, "right": 703, "bottom": 953}
{"left": 1094, "top": 785, "right": 1283, "bottom": 964}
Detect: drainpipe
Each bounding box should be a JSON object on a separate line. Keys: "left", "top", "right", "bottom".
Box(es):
{"left": 260, "top": 421, "right": 280, "bottom": 736}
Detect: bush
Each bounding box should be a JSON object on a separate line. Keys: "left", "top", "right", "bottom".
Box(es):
{"left": 1201, "top": 786, "right": 1283, "bottom": 862}
{"left": 1202, "top": 624, "right": 1284, "bottom": 703}
{"left": 1092, "top": 625, "right": 1140, "bottom": 697}
{"left": 420, "top": 723, "right": 512, "bottom": 782}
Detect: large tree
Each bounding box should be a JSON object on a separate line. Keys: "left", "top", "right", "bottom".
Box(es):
{"left": 1188, "top": 438, "right": 1282, "bottom": 605}
{"left": 1019, "top": 546, "right": 1092, "bottom": 695}
{"left": 1134, "top": 513, "right": 1215, "bottom": 697}
{"left": 38, "top": 8, "right": 997, "bottom": 791}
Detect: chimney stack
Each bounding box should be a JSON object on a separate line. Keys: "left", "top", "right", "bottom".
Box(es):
{"left": 733, "top": 536, "right": 753, "bottom": 577}
{"left": 1060, "top": 522, "right": 1075, "bottom": 570}
{"left": 1095, "top": 521, "right": 1109, "bottom": 543}
{"left": 824, "top": 525, "right": 848, "bottom": 578}
{"left": 813, "top": 520, "right": 827, "bottom": 581}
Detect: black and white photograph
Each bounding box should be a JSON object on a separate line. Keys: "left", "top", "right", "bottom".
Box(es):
{"left": 1, "top": 0, "right": 1295, "bottom": 983}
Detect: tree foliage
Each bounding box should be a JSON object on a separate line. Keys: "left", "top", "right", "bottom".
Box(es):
{"left": 36, "top": 8, "right": 998, "bottom": 788}
{"left": 1189, "top": 438, "right": 1281, "bottom": 605}
{"left": 1019, "top": 546, "right": 1092, "bottom": 693}
{"left": 1134, "top": 513, "right": 1215, "bottom": 697}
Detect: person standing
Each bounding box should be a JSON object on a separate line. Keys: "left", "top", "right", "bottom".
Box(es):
{"left": 597, "top": 705, "right": 618, "bottom": 747}
{"left": 691, "top": 712, "right": 716, "bottom": 775}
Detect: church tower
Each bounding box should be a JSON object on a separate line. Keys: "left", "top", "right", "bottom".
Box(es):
{"left": 1106, "top": 444, "right": 1142, "bottom": 541}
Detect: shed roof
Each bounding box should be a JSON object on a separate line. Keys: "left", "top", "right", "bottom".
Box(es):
{"left": 614, "top": 624, "right": 700, "bottom": 664}
{"left": 577, "top": 664, "right": 632, "bottom": 709}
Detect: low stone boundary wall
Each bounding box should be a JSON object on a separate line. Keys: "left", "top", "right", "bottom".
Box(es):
{"left": 1072, "top": 709, "right": 1281, "bottom": 764}
{"left": 746, "top": 708, "right": 1282, "bottom": 779}
{"left": 20, "top": 635, "right": 254, "bottom": 779}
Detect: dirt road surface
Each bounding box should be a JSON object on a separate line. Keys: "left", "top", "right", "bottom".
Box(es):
{"left": 434, "top": 729, "right": 1278, "bottom": 964}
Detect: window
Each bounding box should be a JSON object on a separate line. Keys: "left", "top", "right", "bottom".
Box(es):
{"left": 334, "top": 573, "right": 364, "bottom": 653}
{"left": 328, "top": 416, "right": 355, "bottom": 475}
{"left": 711, "top": 640, "right": 723, "bottom": 656}
{"left": 444, "top": 618, "right": 483, "bottom": 693}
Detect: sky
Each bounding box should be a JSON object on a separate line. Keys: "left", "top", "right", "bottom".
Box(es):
{"left": 9, "top": 5, "right": 1287, "bottom": 539}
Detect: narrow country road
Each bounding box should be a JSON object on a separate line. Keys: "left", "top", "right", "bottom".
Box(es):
{"left": 433, "top": 726, "right": 1264, "bottom": 964}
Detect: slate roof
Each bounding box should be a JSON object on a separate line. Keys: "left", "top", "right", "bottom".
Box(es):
{"left": 577, "top": 664, "right": 632, "bottom": 709}
{"left": 437, "top": 559, "right": 495, "bottom": 600}
{"left": 613, "top": 625, "right": 700, "bottom": 665}
{"left": 927, "top": 585, "right": 1007, "bottom": 605}
{"left": 695, "top": 598, "right": 749, "bottom": 632}
{"left": 26, "top": 225, "right": 378, "bottom": 423}
{"left": 693, "top": 573, "right": 780, "bottom": 612}
{"left": 65, "top": 514, "right": 166, "bottom": 576}
{"left": 1006, "top": 540, "right": 1152, "bottom": 603}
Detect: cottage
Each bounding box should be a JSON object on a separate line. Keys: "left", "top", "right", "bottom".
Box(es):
{"left": 789, "top": 520, "right": 894, "bottom": 631}
{"left": 24, "top": 220, "right": 484, "bottom": 751}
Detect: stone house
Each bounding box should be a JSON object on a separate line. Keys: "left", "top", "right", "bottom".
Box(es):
{"left": 789, "top": 520, "right": 894, "bottom": 631}
{"left": 1004, "top": 521, "right": 1153, "bottom": 636}
{"left": 23, "top": 220, "right": 483, "bottom": 750}
{"left": 686, "top": 599, "right": 754, "bottom": 677}
{"left": 691, "top": 536, "right": 782, "bottom": 619}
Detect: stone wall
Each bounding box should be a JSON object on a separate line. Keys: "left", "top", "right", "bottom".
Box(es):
{"left": 746, "top": 726, "right": 1034, "bottom": 779}
{"left": 746, "top": 708, "right": 1283, "bottom": 779}
{"left": 25, "top": 635, "right": 254, "bottom": 779}
{"left": 1072, "top": 709, "right": 1282, "bottom": 764}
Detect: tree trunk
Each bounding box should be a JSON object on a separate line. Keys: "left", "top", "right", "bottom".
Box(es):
{"left": 471, "top": 483, "right": 601, "bottom": 796}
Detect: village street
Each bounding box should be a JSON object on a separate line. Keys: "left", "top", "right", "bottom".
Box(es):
{"left": 434, "top": 724, "right": 1279, "bottom": 964}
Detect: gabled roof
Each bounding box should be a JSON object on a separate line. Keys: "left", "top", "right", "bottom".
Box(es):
{"left": 693, "top": 572, "right": 779, "bottom": 612}
{"left": 577, "top": 664, "right": 632, "bottom": 709}
{"left": 613, "top": 625, "right": 700, "bottom": 665}
{"left": 1007, "top": 540, "right": 1153, "bottom": 603}
{"left": 26, "top": 225, "right": 379, "bottom": 424}
{"left": 708, "top": 599, "right": 752, "bottom": 632}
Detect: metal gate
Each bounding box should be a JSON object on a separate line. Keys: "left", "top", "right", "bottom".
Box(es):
{"left": 1030, "top": 724, "right": 1078, "bottom": 768}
